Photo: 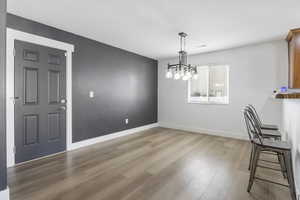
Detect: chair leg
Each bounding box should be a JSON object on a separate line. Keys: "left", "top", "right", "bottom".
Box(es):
{"left": 283, "top": 151, "right": 297, "bottom": 200}
{"left": 277, "top": 153, "right": 287, "bottom": 179}
{"left": 248, "top": 145, "right": 260, "bottom": 192}
{"left": 248, "top": 144, "right": 254, "bottom": 170}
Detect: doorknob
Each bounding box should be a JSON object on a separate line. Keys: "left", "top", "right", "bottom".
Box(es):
{"left": 10, "top": 96, "right": 19, "bottom": 100}
{"left": 11, "top": 97, "right": 20, "bottom": 104}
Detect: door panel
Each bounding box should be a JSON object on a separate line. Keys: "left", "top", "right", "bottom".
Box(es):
{"left": 48, "top": 112, "right": 61, "bottom": 141}
{"left": 48, "top": 70, "right": 60, "bottom": 104}
{"left": 15, "top": 40, "right": 66, "bottom": 164}
{"left": 24, "top": 114, "right": 39, "bottom": 145}
{"left": 24, "top": 67, "right": 39, "bottom": 105}
{"left": 48, "top": 54, "right": 61, "bottom": 65}
{"left": 23, "top": 49, "right": 39, "bottom": 62}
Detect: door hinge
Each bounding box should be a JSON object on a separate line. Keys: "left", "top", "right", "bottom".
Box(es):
{"left": 13, "top": 48, "right": 16, "bottom": 57}
{"left": 13, "top": 146, "right": 16, "bottom": 154}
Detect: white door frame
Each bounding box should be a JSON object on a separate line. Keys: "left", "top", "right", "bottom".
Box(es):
{"left": 6, "top": 28, "right": 75, "bottom": 167}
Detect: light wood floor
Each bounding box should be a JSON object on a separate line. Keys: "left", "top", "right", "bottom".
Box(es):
{"left": 8, "top": 127, "right": 291, "bottom": 200}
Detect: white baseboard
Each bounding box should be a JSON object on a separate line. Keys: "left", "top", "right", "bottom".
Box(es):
{"left": 0, "top": 187, "right": 9, "bottom": 200}
{"left": 159, "top": 122, "right": 248, "bottom": 141}
{"left": 68, "top": 123, "right": 159, "bottom": 151}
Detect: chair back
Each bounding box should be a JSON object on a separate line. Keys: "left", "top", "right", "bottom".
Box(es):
{"left": 243, "top": 107, "right": 264, "bottom": 145}
{"left": 247, "top": 104, "right": 262, "bottom": 127}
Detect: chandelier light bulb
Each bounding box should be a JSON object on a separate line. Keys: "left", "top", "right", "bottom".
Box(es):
{"left": 182, "top": 75, "right": 189, "bottom": 81}
{"left": 166, "top": 70, "right": 173, "bottom": 79}
{"left": 174, "top": 72, "right": 181, "bottom": 80}
{"left": 180, "top": 69, "right": 184, "bottom": 76}
{"left": 186, "top": 71, "right": 192, "bottom": 79}
{"left": 193, "top": 74, "right": 198, "bottom": 80}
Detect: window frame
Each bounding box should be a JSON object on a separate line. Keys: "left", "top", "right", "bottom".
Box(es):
{"left": 187, "top": 65, "right": 229, "bottom": 105}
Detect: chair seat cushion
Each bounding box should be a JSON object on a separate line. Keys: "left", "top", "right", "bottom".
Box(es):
{"left": 261, "top": 123, "right": 279, "bottom": 130}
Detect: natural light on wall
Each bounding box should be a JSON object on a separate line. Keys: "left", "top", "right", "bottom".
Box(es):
{"left": 188, "top": 65, "right": 229, "bottom": 104}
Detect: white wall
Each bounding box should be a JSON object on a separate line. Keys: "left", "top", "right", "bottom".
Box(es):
{"left": 158, "top": 40, "right": 288, "bottom": 139}
{"left": 282, "top": 100, "right": 300, "bottom": 193}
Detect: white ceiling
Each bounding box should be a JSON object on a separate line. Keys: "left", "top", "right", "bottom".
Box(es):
{"left": 7, "top": 0, "right": 300, "bottom": 59}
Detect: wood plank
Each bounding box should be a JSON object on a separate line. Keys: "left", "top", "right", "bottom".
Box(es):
{"left": 8, "top": 128, "right": 292, "bottom": 200}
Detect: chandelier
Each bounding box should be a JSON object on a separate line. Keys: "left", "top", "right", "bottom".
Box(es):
{"left": 166, "top": 32, "right": 198, "bottom": 80}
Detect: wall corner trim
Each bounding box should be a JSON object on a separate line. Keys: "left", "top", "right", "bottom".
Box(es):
{"left": 158, "top": 122, "right": 248, "bottom": 141}
{"left": 0, "top": 187, "right": 10, "bottom": 200}
{"left": 69, "top": 123, "right": 159, "bottom": 151}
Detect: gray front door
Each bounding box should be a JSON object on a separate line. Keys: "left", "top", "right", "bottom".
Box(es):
{"left": 14, "top": 40, "right": 67, "bottom": 164}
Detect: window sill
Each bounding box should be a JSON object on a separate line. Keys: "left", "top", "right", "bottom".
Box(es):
{"left": 187, "top": 100, "right": 229, "bottom": 105}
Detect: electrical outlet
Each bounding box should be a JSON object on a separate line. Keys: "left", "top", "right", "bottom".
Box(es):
{"left": 125, "top": 118, "right": 129, "bottom": 124}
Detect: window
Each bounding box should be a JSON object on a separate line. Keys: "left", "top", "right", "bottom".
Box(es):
{"left": 188, "top": 65, "right": 229, "bottom": 104}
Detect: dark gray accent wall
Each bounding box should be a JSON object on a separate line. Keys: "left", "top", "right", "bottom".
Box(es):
{"left": 7, "top": 14, "right": 158, "bottom": 143}
{"left": 0, "top": 0, "right": 7, "bottom": 191}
